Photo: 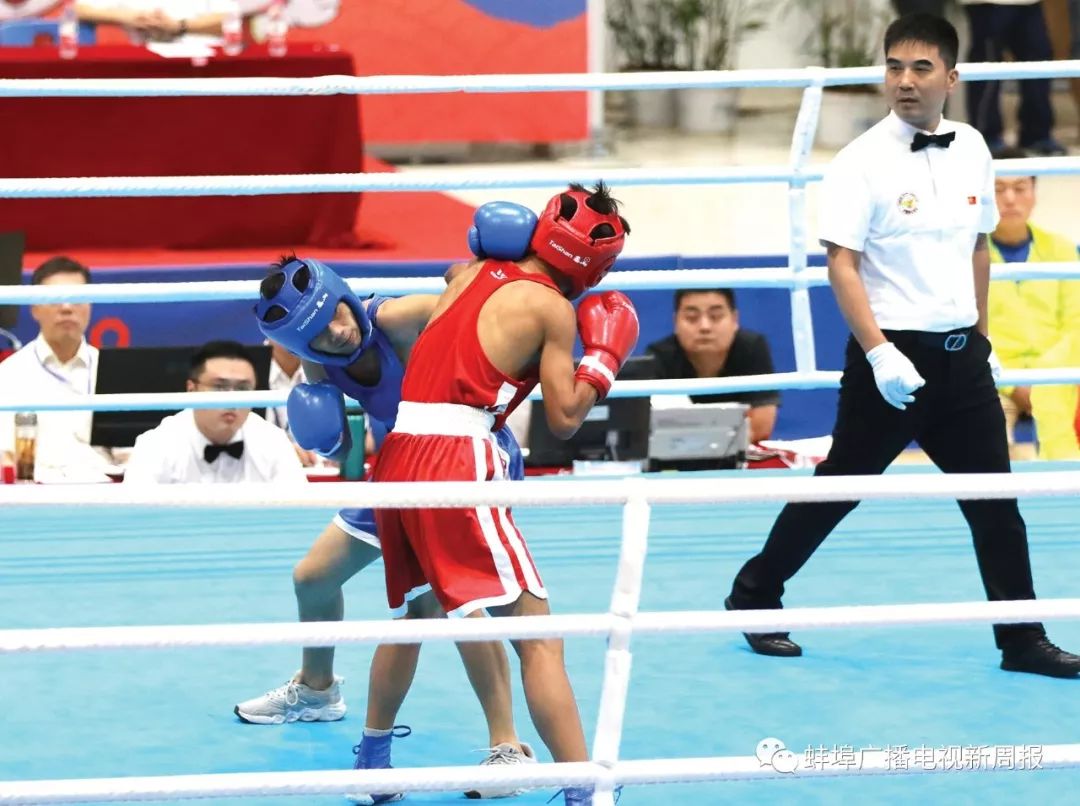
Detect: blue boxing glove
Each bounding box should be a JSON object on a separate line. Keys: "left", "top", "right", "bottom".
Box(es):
{"left": 286, "top": 381, "right": 352, "bottom": 458}
{"left": 467, "top": 201, "right": 538, "bottom": 261}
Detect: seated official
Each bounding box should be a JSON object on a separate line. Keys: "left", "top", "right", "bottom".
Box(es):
{"left": 989, "top": 150, "right": 1080, "bottom": 459}
{"left": 646, "top": 288, "right": 779, "bottom": 443}
{"left": 266, "top": 340, "right": 328, "bottom": 467}
{"left": 75, "top": 0, "right": 244, "bottom": 46}
{"left": 124, "top": 340, "right": 305, "bottom": 484}
{"left": 0, "top": 257, "right": 114, "bottom": 482}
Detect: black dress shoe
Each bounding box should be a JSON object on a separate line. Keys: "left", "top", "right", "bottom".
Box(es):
{"left": 1001, "top": 637, "right": 1080, "bottom": 679}
{"left": 724, "top": 596, "right": 803, "bottom": 657}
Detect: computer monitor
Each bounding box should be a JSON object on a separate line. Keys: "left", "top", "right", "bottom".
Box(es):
{"left": 0, "top": 231, "right": 24, "bottom": 331}
{"left": 523, "top": 355, "right": 654, "bottom": 468}
{"left": 90, "top": 345, "right": 272, "bottom": 448}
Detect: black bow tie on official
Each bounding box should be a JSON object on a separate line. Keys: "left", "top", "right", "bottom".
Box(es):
{"left": 911, "top": 131, "right": 955, "bottom": 152}
{"left": 204, "top": 442, "right": 244, "bottom": 463}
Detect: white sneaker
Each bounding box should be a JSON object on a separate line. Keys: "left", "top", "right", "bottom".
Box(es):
{"left": 234, "top": 675, "right": 347, "bottom": 724}
{"left": 464, "top": 742, "right": 537, "bottom": 799}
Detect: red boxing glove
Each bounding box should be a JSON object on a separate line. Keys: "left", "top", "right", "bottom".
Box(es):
{"left": 574, "top": 291, "right": 640, "bottom": 400}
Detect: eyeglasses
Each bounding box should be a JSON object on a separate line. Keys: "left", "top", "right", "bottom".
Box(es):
{"left": 192, "top": 380, "right": 257, "bottom": 393}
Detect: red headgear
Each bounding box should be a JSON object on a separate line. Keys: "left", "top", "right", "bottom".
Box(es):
{"left": 529, "top": 187, "right": 627, "bottom": 298}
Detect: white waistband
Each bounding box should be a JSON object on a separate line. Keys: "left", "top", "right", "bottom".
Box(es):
{"left": 394, "top": 401, "right": 496, "bottom": 439}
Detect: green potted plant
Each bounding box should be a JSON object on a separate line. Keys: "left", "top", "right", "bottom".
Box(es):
{"left": 607, "top": 0, "right": 683, "bottom": 127}
{"left": 673, "top": 0, "right": 767, "bottom": 133}
{"left": 788, "top": 0, "right": 889, "bottom": 147}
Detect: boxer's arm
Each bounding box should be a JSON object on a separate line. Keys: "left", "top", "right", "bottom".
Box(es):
{"left": 300, "top": 359, "right": 328, "bottom": 383}
{"left": 372, "top": 294, "right": 441, "bottom": 336}
{"left": 538, "top": 298, "right": 599, "bottom": 440}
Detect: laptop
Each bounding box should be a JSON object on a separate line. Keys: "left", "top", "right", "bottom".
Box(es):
{"left": 648, "top": 401, "right": 750, "bottom": 470}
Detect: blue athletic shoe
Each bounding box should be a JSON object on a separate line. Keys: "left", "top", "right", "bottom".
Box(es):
{"left": 562, "top": 788, "right": 594, "bottom": 805}
{"left": 551, "top": 785, "right": 622, "bottom": 805}
{"left": 547, "top": 786, "right": 599, "bottom": 805}
{"left": 346, "top": 725, "right": 412, "bottom": 805}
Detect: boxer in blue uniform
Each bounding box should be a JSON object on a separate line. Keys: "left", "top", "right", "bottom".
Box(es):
{"left": 236, "top": 202, "right": 538, "bottom": 802}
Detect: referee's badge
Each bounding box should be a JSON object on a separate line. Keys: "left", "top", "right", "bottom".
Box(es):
{"left": 897, "top": 192, "right": 919, "bottom": 215}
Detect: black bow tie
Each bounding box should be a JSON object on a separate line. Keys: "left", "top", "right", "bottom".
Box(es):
{"left": 204, "top": 441, "right": 244, "bottom": 463}
{"left": 911, "top": 131, "right": 955, "bottom": 152}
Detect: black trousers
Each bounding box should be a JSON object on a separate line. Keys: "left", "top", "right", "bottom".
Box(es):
{"left": 731, "top": 329, "right": 1045, "bottom": 649}
{"left": 964, "top": 2, "right": 1055, "bottom": 146}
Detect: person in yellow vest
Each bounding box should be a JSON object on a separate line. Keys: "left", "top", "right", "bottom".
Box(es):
{"left": 989, "top": 148, "right": 1080, "bottom": 459}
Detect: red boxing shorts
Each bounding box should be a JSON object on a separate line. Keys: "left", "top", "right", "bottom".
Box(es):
{"left": 373, "top": 402, "right": 546, "bottom": 617}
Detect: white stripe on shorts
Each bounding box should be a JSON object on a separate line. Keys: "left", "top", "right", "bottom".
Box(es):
{"left": 489, "top": 434, "right": 545, "bottom": 596}
{"left": 469, "top": 435, "right": 520, "bottom": 609}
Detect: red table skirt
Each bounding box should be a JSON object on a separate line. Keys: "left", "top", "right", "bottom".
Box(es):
{"left": 0, "top": 44, "right": 363, "bottom": 251}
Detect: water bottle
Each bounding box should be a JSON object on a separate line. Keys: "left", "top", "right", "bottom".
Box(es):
{"left": 340, "top": 409, "right": 366, "bottom": 481}
{"left": 267, "top": 0, "right": 288, "bottom": 58}
{"left": 222, "top": 0, "right": 243, "bottom": 56}
{"left": 14, "top": 412, "right": 37, "bottom": 483}
{"left": 58, "top": 0, "right": 78, "bottom": 60}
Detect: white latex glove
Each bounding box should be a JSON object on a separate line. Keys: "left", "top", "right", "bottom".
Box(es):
{"left": 866, "top": 342, "right": 926, "bottom": 410}
{"left": 988, "top": 347, "right": 1003, "bottom": 382}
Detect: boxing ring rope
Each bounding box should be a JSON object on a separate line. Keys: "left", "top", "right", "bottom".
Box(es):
{"left": 1, "top": 59, "right": 1079, "bottom": 97}
{"left": 5, "top": 263, "right": 1080, "bottom": 303}
{"left": 7, "top": 599, "right": 1080, "bottom": 655}
{"left": 0, "top": 157, "right": 1077, "bottom": 196}
{"left": 5, "top": 468, "right": 1080, "bottom": 508}
{"left": 5, "top": 60, "right": 1080, "bottom": 803}
{"left": 6, "top": 744, "right": 1080, "bottom": 804}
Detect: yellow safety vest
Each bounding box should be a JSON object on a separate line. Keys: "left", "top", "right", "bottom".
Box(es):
{"left": 988, "top": 224, "right": 1080, "bottom": 459}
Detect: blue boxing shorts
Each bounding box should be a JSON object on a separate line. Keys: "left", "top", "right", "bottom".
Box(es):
{"left": 333, "top": 423, "right": 524, "bottom": 547}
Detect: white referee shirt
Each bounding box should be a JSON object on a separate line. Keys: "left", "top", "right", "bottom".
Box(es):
{"left": 0, "top": 335, "right": 113, "bottom": 479}
{"left": 77, "top": 0, "right": 234, "bottom": 46}
{"left": 123, "top": 408, "right": 306, "bottom": 484}
{"left": 818, "top": 111, "right": 998, "bottom": 332}
{"left": 267, "top": 356, "right": 305, "bottom": 433}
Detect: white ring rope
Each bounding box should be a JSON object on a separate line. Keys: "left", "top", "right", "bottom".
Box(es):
{"left": 0, "top": 165, "right": 830, "bottom": 198}
{"left": 3, "top": 470, "right": 1079, "bottom": 508}
{"left": 4, "top": 367, "right": 1080, "bottom": 413}
{"left": 2, "top": 157, "right": 1078, "bottom": 198}
{"left": 6, "top": 745, "right": 1078, "bottom": 805}
{"left": 5, "top": 264, "right": 1080, "bottom": 305}
{"left": 1, "top": 60, "right": 1079, "bottom": 98}
{"left": 4, "top": 599, "right": 1080, "bottom": 655}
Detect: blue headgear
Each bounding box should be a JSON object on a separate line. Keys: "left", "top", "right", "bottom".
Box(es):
{"left": 254, "top": 257, "right": 372, "bottom": 367}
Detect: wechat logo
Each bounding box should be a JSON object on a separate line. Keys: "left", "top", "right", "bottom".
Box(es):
{"left": 756, "top": 737, "right": 798, "bottom": 774}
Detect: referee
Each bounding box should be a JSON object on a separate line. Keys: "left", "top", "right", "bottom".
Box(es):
{"left": 725, "top": 14, "right": 1080, "bottom": 678}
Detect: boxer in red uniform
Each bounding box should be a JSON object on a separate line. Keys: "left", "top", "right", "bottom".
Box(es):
{"left": 355, "top": 183, "right": 638, "bottom": 806}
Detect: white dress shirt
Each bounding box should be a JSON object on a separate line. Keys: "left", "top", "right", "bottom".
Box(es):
{"left": 78, "top": 0, "right": 233, "bottom": 46}
{"left": 123, "top": 408, "right": 307, "bottom": 484}
{"left": 0, "top": 335, "right": 112, "bottom": 481}
{"left": 267, "top": 356, "right": 305, "bottom": 433}
{"left": 818, "top": 112, "right": 998, "bottom": 332}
